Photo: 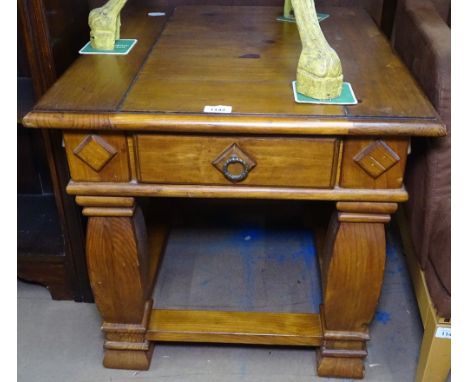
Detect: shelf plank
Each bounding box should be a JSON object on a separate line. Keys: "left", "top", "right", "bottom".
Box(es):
{"left": 147, "top": 309, "right": 322, "bottom": 346}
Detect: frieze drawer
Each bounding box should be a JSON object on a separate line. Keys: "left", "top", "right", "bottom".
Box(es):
{"left": 135, "top": 135, "right": 339, "bottom": 188}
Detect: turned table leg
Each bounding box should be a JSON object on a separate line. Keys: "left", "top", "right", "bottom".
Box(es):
{"left": 78, "top": 196, "right": 154, "bottom": 370}
{"left": 317, "top": 202, "right": 397, "bottom": 379}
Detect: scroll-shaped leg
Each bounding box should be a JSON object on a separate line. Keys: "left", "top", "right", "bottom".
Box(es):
{"left": 83, "top": 197, "right": 154, "bottom": 370}
{"left": 291, "top": 0, "right": 343, "bottom": 99}
{"left": 317, "top": 202, "right": 397, "bottom": 379}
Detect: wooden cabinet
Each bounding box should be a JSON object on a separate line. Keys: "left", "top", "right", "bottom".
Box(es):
{"left": 17, "top": 0, "right": 93, "bottom": 301}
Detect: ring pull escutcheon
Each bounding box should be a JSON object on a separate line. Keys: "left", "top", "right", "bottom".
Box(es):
{"left": 212, "top": 143, "right": 256, "bottom": 183}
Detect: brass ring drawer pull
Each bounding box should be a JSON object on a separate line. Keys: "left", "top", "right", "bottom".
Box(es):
{"left": 222, "top": 156, "right": 250, "bottom": 182}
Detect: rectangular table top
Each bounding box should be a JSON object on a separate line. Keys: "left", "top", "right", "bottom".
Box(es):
{"left": 25, "top": 5, "right": 445, "bottom": 137}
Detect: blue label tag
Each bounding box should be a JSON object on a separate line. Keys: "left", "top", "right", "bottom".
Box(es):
{"left": 79, "top": 39, "right": 138, "bottom": 55}
{"left": 292, "top": 81, "right": 358, "bottom": 105}
{"left": 276, "top": 13, "right": 330, "bottom": 23}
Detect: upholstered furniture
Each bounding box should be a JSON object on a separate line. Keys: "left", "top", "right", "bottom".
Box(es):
{"left": 393, "top": 0, "right": 451, "bottom": 380}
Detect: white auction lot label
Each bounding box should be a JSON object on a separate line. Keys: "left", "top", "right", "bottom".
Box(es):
{"left": 435, "top": 327, "right": 451, "bottom": 339}
{"left": 203, "top": 105, "right": 233, "bottom": 113}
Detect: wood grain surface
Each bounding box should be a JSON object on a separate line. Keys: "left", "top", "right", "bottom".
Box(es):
{"left": 64, "top": 133, "right": 130, "bottom": 182}
{"left": 340, "top": 138, "right": 409, "bottom": 189}
{"left": 136, "top": 135, "right": 338, "bottom": 187}
{"left": 317, "top": 203, "right": 389, "bottom": 378}
{"left": 147, "top": 309, "right": 323, "bottom": 346}
{"left": 66, "top": 181, "right": 409, "bottom": 202}
{"left": 122, "top": 6, "right": 437, "bottom": 119}
{"left": 34, "top": 5, "right": 169, "bottom": 112}
{"left": 321, "top": 215, "right": 386, "bottom": 331}
{"left": 24, "top": 5, "right": 445, "bottom": 138}
{"left": 23, "top": 111, "right": 446, "bottom": 136}
{"left": 86, "top": 207, "right": 148, "bottom": 323}
{"left": 86, "top": 204, "right": 168, "bottom": 369}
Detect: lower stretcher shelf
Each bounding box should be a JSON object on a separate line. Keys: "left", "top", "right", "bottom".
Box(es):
{"left": 147, "top": 309, "right": 323, "bottom": 346}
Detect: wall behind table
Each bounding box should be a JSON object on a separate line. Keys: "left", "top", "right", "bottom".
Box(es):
{"left": 88, "top": 0, "right": 369, "bottom": 9}
{"left": 87, "top": 0, "right": 386, "bottom": 33}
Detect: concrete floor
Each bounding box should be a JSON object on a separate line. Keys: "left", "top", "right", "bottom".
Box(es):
{"left": 19, "top": 201, "right": 429, "bottom": 382}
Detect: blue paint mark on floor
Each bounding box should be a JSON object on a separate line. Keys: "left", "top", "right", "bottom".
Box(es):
{"left": 158, "top": 201, "right": 325, "bottom": 313}
{"left": 235, "top": 224, "right": 263, "bottom": 310}
{"left": 300, "top": 231, "right": 323, "bottom": 310}
{"left": 375, "top": 310, "right": 391, "bottom": 324}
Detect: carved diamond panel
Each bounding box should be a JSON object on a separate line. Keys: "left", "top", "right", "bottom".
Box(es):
{"left": 353, "top": 140, "right": 400, "bottom": 178}
{"left": 212, "top": 143, "right": 256, "bottom": 182}
{"left": 73, "top": 135, "right": 117, "bottom": 172}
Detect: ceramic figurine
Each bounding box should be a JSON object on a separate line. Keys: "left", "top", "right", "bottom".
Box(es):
{"left": 292, "top": 0, "right": 343, "bottom": 99}
{"left": 89, "top": 0, "right": 128, "bottom": 50}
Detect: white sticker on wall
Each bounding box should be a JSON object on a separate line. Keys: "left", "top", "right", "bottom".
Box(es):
{"left": 435, "top": 327, "right": 451, "bottom": 339}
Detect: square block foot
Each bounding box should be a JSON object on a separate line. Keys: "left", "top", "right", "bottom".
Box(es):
{"left": 103, "top": 343, "right": 155, "bottom": 370}
{"left": 316, "top": 349, "right": 365, "bottom": 379}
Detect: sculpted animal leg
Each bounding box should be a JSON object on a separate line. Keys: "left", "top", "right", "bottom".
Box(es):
{"left": 89, "top": 0, "right": 127, "bottom": 50}
{"left": 115, "top": 14, "right": 121, "bottom": 41}
{"left": 291, "top": 0, "right": 343, "bottom": 99}
{"left": 284, "top": 0, "right": 293, "bottom": 18}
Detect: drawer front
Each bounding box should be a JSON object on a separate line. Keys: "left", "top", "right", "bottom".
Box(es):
{"left": 136, "top": 135, "right": 338, "bottom": 188}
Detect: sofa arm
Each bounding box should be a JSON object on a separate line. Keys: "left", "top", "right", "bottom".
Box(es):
{"left": 395, "top": 0, "right": 451, "bottom": 276}
{"left": 393, "top": 0, "right": 451, "bottom": 126}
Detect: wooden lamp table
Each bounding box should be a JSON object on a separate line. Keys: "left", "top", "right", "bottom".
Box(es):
{"left": 24, "top": 5, "right": 445, "bottom": 379}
